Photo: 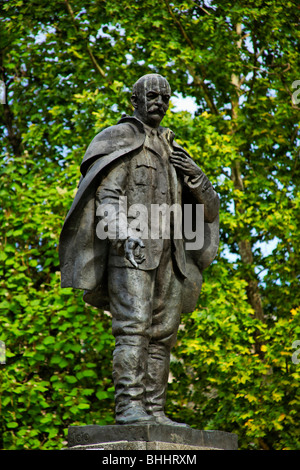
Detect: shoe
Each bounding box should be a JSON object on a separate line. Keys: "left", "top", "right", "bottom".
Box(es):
{"left": 152, "top": 412, "right": 190, "bottom": 427}
{"left": 116, "top": 405, "right": 157, "bottom": 425}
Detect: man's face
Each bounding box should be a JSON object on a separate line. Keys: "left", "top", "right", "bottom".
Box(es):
{"left": 132, "top": 75, "right": 171, "bottom": 128}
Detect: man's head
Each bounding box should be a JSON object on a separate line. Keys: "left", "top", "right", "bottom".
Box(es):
{"left": 131, "top": 74, "right": 171, "bottom": 128}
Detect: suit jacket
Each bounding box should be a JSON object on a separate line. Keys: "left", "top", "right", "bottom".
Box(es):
{"left": 59, "top": 116, "right": 220, "bottom": 312}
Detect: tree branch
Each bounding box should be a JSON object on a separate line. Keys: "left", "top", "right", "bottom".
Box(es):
{"left": 64, "top": 0, "right": 106, "bottom": 79}
{"left": 164, "top": 0, "right": 194, "bottom": 50}
{"left": 164, "top": 0, "right": 219, "bottom": 115}
{"left": 230, "top": 24, "right": 265, "bottom": 328}
{"left": 0, "top": 52, "right": 24, "bottom": 157}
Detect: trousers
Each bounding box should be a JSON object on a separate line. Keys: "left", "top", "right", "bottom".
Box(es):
{"left": 107, "top": 241, "right": 184, "bottom": 419}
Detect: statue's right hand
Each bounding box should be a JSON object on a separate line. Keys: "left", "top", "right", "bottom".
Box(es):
{"left": 124, "top": 237, "right": 145, "bottom": 268}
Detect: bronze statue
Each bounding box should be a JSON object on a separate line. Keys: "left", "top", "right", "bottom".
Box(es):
{"left": 59, "top": 74, "right": 219, "bottom": 426}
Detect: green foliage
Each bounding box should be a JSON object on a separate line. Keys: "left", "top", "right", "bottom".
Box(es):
{"left": 167, "top": 266, "right": 300, "bottom": 450}
{"left": 1, "top": 0, "right": 299, "bottom": 450}
{"left": 0, "top": 155, "right": 115, "bottom": 449}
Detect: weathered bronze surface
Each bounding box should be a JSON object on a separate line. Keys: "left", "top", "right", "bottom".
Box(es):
{"left": 59, "top": 74, "right": 219, "bottom": 426}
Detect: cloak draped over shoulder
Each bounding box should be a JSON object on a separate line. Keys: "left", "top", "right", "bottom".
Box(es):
{"left": 59, "top": 116, "right": 219, "bottom": 313}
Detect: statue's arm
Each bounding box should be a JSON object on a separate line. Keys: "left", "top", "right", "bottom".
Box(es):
{"left": 170, "top": 149, "right": 219, "bottom": 223}
{"left": 183, "top": 172, "right": 220, "bottom": 223}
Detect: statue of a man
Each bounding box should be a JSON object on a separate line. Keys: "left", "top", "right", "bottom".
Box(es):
{"left": 59, "top": 74, "right": 219, "bottom": 426}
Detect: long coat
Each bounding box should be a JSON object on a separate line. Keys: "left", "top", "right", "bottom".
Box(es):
{"left": 59, "top": 116, "right": 219, "bottom": 313}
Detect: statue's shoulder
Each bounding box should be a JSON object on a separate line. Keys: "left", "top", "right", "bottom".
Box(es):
{"left": 81, "top": 116, "right": 145, "bottom": 176}
{"left": 93, "top": 115, "right": 145, "bottom": 143}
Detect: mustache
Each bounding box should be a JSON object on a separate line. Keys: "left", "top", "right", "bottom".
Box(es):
{"left": 148, "top": 105, "right": 165, "bottom": 113}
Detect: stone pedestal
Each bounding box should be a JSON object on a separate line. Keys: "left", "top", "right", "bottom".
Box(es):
{"left": 67, "top": 424, "right": 238, "bottom": 450}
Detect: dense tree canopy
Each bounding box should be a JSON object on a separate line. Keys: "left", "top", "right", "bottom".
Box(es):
{"left": 1, "top": 0, "right": 299, "bottom": 450}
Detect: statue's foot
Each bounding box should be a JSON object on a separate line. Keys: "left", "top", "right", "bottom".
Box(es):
{"left": 151, "top": 412, "right": 190, "bottom": 427}
{"left": 116, "top": 405, "right": 156, "bottom": 425}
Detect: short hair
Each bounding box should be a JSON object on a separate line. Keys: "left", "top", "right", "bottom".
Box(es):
{"left": 132, "top": 74, "right": 171, "bottom": 98}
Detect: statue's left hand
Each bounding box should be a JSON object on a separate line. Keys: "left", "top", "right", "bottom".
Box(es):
{"left": 170, "top": 149, "right": 201, "bottom": 178}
